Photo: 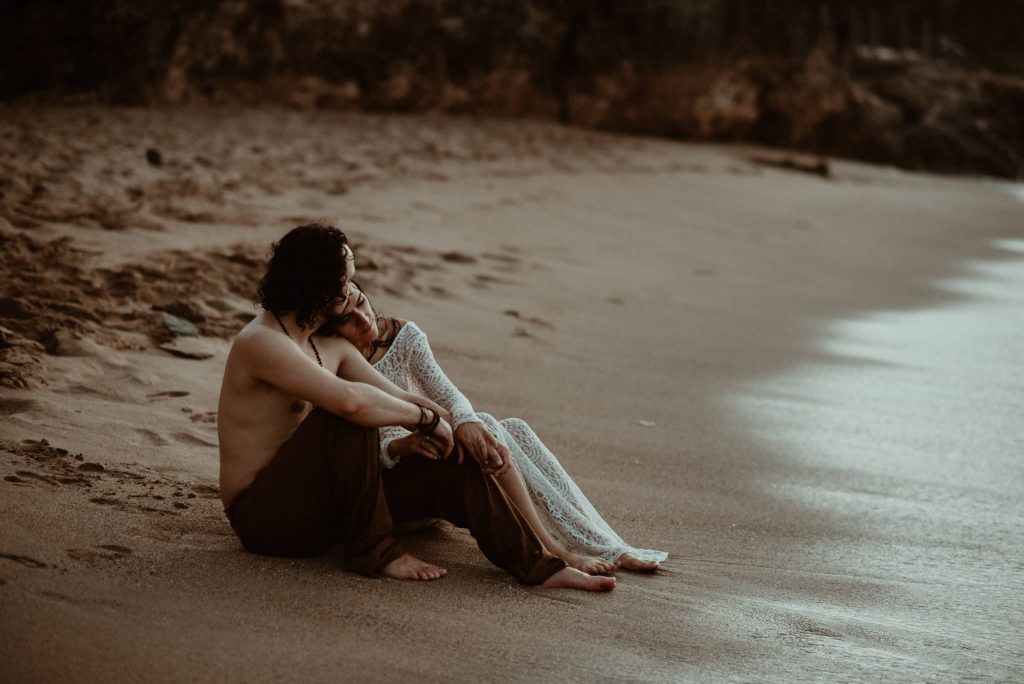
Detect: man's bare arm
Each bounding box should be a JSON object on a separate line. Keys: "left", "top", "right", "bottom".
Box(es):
{"left": 331, "top": 338, "right": 452, "bottom": 424}
{"left": 242, "top": 329, "right": 423, "bottom": 428}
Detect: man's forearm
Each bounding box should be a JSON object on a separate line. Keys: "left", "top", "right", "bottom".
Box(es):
{"left": 337, "top": 383, "right": 422, "bottom": 428}
{"left": 400, "top": 390, "right": 449, "bottom": 424}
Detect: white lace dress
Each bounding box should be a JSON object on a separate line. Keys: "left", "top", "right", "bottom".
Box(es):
{"left": 375, "top": 321, "right": 667, "bottom": 564}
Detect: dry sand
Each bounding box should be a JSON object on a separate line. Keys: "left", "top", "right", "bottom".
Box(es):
{"left": 1, "top": 107, "right": 1022, "bottom": 682}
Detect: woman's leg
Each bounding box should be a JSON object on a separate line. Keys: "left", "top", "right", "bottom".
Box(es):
{"left": 496, "top": 415, "right": 663, "bottom": 573}
{"left": 495, "top": 460, "right": 615, "bottom": 575}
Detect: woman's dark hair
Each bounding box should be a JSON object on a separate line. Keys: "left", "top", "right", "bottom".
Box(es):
{"left": 257, "top": 223, "right": 351, "bottom": 329}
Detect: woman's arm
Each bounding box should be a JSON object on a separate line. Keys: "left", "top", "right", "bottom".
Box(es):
{"left": 402, "top": 324, "right": 481, "bottom": 428}
{"left": 401, "top": 324, "right": 511, "bottom": 471}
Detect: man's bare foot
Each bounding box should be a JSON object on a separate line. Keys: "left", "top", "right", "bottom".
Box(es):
{"left": 381, "top": 553, "right": 447, "bottom": 581}
{"left": 618, "top": 553, "right": 659, "bottom": 572}
{"left": 540, "top": 567, "right": 616, "bottom": 592}
{"left": 562, "top": 552, "right": 616, "bottom": 575}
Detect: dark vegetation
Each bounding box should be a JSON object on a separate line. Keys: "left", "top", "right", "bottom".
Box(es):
{"left": 2, "top": 0, "right": 1022, "bottom": 177}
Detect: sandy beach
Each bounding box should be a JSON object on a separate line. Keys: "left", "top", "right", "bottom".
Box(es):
{"left": 1, "top": 107, "right": 1022, "bottom": 681}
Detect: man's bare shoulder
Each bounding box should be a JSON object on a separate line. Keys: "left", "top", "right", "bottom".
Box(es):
{"left": 227, "top": 316, "right": 284, "bottom": 368}
{"left": 310, "top": 333, "right": 361, "bottom": 371}
{"left": 233, "top": 315, "right": 274, "bottom": 343}
{"left": 310, "top": 333, "right": 359, "bottom": 352}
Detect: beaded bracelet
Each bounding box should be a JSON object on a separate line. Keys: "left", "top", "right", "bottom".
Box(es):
{"left": 416, "top": 405, "right": 439, "bottom": 436}
{"left": 413, "top": 405, "right": 438, "bottom": 432}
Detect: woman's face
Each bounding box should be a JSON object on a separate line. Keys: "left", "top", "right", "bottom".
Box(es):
{"left": 331, "top": 283, "right": 378, "bottom": 345}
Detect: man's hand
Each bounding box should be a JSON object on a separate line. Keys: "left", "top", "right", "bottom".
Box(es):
{"left": 432, "top": 417, "right": 455, "bottom": 457}
{"left": 454, "top": 422, "right": 511, "bottom": 476}
{"left": 389, "top": 432, "right": 444, "bottom": 461}
{"left": 389, "top": 418, "right": 454, "bottom": 461}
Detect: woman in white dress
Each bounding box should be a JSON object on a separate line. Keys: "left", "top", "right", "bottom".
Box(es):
{"left": 328, "top": 282, "right": 667, "bottom": 574}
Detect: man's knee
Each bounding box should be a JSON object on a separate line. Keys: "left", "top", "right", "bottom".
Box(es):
{"left": 311, "top": 409, "right": 375, "bottom": 440}
{"left": 306, "top": 410, "right": 380, "bottom": 467}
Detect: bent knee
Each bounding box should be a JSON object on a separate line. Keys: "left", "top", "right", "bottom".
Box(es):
{"left": 500, "top": 417, "right": 531, "bottom": 435}
{"left": 316, "top": 409, "right": 377, "bottom": 440}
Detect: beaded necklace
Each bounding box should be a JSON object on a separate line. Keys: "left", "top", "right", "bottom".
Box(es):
{"left": 271, "top": 311, "right": 323, "bottom": 367}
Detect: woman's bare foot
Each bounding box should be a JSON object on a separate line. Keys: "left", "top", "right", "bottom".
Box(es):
{"left": 562, "top": 552, "right": 616, "bottom": 575}
{"left": 540, "top": 567, "right": 616, "bottom": 592}
{"left": 618, "top": 553, "right": 659, "bottom": 572}
{"left": 381, "top": 553, "right": 447, "bottom": 581}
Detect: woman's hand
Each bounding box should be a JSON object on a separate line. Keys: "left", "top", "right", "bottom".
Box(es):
{"left": 454, "top": 422, "right": 511, "bottom": 476}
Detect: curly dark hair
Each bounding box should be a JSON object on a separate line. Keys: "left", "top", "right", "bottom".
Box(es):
{"left": 257, "top": 223, "right": 351, "bottom": 329}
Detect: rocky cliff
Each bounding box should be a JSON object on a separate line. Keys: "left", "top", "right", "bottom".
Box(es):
{"left": 2, "top": 0, "right": 1021, "bottom": 177}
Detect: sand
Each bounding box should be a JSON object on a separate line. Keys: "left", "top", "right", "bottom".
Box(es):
{"left": 1, "top": 106, "right": 1022, "bottom": 682}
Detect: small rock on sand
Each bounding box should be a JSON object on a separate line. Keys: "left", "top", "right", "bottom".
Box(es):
{"left": 158, "top": 338, "right": 216, "bottom": 360}
{"left": 163, "top": 315, "right": 199, "bottom": 337}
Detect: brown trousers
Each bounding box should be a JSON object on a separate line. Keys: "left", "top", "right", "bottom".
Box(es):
{"left": 226, "top": 409, "right": 565, "bottom": 584}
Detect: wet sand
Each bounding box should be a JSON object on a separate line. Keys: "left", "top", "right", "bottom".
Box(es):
{"left": 1, "top": 107, "right": 1022, "bottom": 681}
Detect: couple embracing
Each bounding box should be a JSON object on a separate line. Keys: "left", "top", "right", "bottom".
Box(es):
{"left": 217, "top": 223, "right": 666, "bottom": 592}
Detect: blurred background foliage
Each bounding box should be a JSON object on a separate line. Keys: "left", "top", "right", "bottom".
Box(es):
{"left": 2, "top": 0, "right": 1021, "bottom": 177}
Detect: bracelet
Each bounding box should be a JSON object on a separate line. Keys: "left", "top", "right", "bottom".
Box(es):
{"left": 416, "top": 405, "right": 440, "bottom": 436}
{"left": 415, "top": 405, "right": 433, "bottom": 432}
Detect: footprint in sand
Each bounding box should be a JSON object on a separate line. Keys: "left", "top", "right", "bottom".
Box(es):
{"left": 427, "top": 285, "right": 452, "bottom": 299}
{"left": 440, "top": 251, "right": 477, "bottom": 264}
{"left": 0, "top": 552, "right": 48, "bottom": 569}
{"left": 13, "top": 470, "right": 60, "bottom": 486}
{"left": 191, "top": 484, "right": 220, "bottom": 499}
{"left": 473, "top": 273, "right": 514, "bottom": 286}
{"left": 181, "top": 407, "right": 216, "bottom": 424}
{"left": 503, "top": 310, "right": 555, "bottom": 331}
{"left": 14, "top": 469, "right": 91, "bottom": 488}
{"left": 65, "top": 544, "right": 133, "bottom": 563}
{"left": 147, "top": 390, "right": 190, "bottom": 400}
{"left": 171, "top": 431, "right": 217, "bottom": 448}
{"left": 5, "top": 433, "right": 221, "bottom": 517}
{"left": 133, "top": 428, "right": 170, "bottom": 447}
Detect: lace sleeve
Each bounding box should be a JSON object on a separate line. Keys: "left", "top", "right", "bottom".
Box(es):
{"left": 378, "top": 425, "right": 409, "bottom": 469}
{"left": 403, "top": 323, "right": 481, "bottom": 429}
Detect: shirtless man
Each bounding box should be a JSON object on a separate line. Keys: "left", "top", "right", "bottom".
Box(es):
{"left": 217, "top": 223, "right": 614, "bottom": 591}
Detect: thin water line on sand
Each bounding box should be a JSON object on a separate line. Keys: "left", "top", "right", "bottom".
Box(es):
{"left": 668, "top": 556, "right": 941, "bottom": 586}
